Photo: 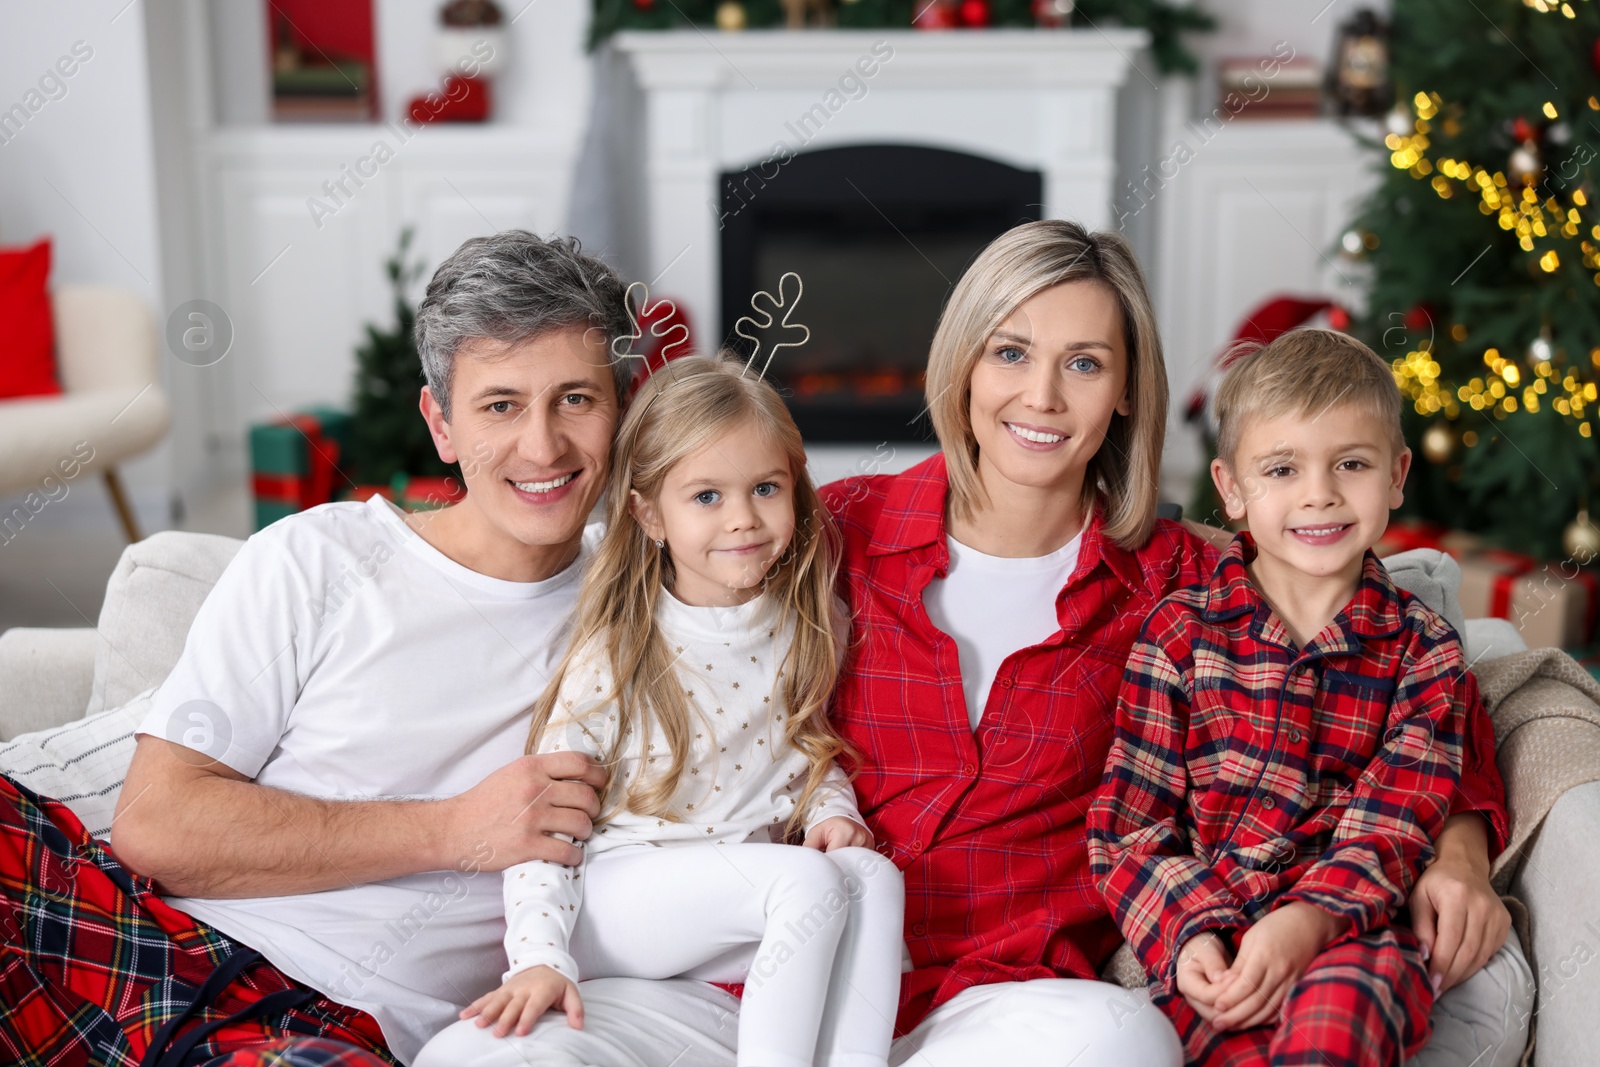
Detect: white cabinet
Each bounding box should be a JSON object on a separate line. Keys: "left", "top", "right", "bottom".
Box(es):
{"left": 198, "top": 127, "right": 576, "bottom": 435}
{"left": 1151, "top": 117, "right": 1378, "bottom": 491}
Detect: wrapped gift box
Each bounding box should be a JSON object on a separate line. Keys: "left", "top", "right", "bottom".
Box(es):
{"left": 1462, "top": 557, "right": 1597, "bottom": 651}
{"left": 248, "top": 407, "right": 352, "bottom": 530}
{"left": 1378, "top": 520, "right": 1596, "bottom": 649}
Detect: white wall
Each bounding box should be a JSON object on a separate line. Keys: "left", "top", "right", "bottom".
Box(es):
{"left": 0, "top": 0, "right": 171, "bottom": 524}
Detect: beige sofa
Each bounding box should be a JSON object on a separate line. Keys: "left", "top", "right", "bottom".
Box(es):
{"left": 0, "top": 531, "right": 1596, "bottom": 1066}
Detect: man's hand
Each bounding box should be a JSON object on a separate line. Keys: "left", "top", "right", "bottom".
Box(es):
{"left": 461, "top": 965, "right": 584, "bottom": 1036}
{"left": 440, "top": 752, "right": 607, "bottom": 870}
{"left": 1211, "top": 903, "right": 1348, "bottom": 1031}
{"left": 1175, "top": 931, "right": 1235, "bottom": 1023}
{"left": 1410, "top": 814, "right": 1508, "bottom": 993}
{"left": 802, "top": 816, "right": 873, "bottom": 852}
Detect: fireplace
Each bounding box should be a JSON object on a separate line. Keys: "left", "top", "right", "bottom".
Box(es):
{"left": 719, "top": 145, "right": 1041, "bottom": 441}
{"left": 609, "top": 27, "right": 1144, "bottom": 440}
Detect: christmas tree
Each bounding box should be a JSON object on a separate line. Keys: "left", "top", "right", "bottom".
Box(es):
{"left": 1349, "top": 0, "right": 1600, "bottom": 559}
{"left": 346, "top": 227, "right": 455, "bottom": 487}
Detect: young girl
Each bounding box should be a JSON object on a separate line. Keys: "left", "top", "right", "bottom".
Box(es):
{"left": 459, "top": 355, "right": 905, "bottom": 1067}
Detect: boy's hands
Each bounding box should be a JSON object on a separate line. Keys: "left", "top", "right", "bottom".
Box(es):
{"left": 1175, "top": 931, "right": 1235, "bottom": 1022}
{"left": 1211, "top": 902, "right": 1349, "bottom": 1031}
{"left": 461, "top": 965, "right": 584, "bottom": 1037}
{"left": 803, "top": 816, "right": 874, "bottom": 851}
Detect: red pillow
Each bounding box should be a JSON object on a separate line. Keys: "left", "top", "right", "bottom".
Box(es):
{"left": 0, "top": 238, "right": 61, "bottom": 400}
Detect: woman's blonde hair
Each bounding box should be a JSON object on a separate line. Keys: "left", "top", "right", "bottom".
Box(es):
{"left": 525, "top": 354, "right": 848, "bottom": 838}
{"left": 924, "top": 219, "right": 1169, "bottom": 550}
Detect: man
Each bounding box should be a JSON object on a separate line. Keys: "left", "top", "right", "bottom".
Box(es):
{"left": 0, "top": 231, "right": 629, "bottom": 1066}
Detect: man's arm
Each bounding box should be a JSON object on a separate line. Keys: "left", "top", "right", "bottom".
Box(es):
{"left": 112, "top": 735, "right": 605, "bottom": 898}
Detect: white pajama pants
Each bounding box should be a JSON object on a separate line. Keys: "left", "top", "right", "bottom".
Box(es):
{"left": 425, "top": 843, "right": 903, "bottom": 1067}
{"left": 415, "top": 973, "right": 1182, "bottom": 1067}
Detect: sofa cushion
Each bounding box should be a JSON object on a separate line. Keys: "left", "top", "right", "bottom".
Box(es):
{"left": 0, "top": 238, "right": 61, "bottom": 400}
{"left": 0, "top": 688, "right": 152, "bottom": 839}
{"left": 0, "top": 627, "right": 97, "bottom": 740}
{"left": 87, "top": 531, "right": 243, "bottom": 716}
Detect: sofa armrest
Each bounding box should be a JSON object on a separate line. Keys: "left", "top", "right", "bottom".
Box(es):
{"left": 0, "top": 627, "right": 97, "bottom": 741}
{"left": 1512, "top": 779, "right": 1600, "bottom": 1067}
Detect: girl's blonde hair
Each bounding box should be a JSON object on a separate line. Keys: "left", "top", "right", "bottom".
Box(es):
{"left": 924, "top": 219, "right": 1169, "bottom": 550}
{"left": 526, "top": 354, "right": 848, "bottom": 839}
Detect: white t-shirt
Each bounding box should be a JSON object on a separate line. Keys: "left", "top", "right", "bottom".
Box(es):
{"left": 501, "top": 589, "right": 863, "bottom": 984}
{"left": 921, "top": 531, "right": 1082, "bottom": 729}
{"left": 135, "top": 494, "right": 599, "bottom": 1065}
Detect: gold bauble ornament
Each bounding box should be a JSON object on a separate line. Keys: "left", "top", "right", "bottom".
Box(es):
{"left": 1564, "top": 510, "right": 1600, "bottom": 562}
{"left": 1421, "top": 422, "right": 1456, "bottom": 464}
{"left": 715, "top": 1, "right": 748, "bottom": 31}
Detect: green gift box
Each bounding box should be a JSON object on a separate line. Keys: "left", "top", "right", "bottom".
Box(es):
{"left": 248, "top": 406, "right": 353, "bottom": 530}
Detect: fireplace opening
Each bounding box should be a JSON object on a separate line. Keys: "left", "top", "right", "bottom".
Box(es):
{"left": 719, "top": 145, "right": 1042, "bottom": 442}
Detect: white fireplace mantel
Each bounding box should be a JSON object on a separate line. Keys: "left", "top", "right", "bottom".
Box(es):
{"left": 607, "top": 27, "right": 1149, "bottom": 337}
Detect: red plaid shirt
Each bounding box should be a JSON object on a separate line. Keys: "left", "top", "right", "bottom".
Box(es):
{"left": 822, "top": 454, "right": 1214, "bottom": 1033}
{"left": 1087, "top": 532, "right": 1509, "bottom": 989}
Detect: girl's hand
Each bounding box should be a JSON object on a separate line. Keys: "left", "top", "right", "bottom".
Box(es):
{"left": 803, "top": 816, "right": 874, "bottom": 851}
{"left": 1174, "top": 931, "right": 1235, "bottom": 1023}
{"left": 460, "top": 965, "right": 584, "bottom": 1037}
{"left": 1211, "top": 902, "right": 1347, "bottom": 1031}
{"left": 1410, "top": 815, "right": 1508, "bottom": 993}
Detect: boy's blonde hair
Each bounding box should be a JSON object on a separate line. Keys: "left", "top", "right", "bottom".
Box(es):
{"left": 1214, "top": 328, "right": 1406, "bottom": 468}
{"left": 525, "top": 355, "right": 848, "bottom": 839}
{"left": 924, "top": 219, "right": 1169, "bottom": 551}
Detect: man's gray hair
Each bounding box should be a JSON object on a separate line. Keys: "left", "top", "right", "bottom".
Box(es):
{"left": 414, "top": 231, "right": 633, "bottom": 419}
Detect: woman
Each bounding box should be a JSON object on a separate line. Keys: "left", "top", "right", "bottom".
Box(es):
{"left": 820, "top": 219, "right": 1518, "bottom": 1064}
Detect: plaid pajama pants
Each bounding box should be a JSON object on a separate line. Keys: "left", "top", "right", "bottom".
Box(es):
{"left": 1159, "top": 926, "right": 1433, "bottom": 1067}
{"left": 0, "top": 773, "right": 400, "bottom": 1067}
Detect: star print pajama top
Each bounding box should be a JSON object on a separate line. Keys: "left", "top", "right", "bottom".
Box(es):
{"left": 499, "top": 589, "right": 863, "bottom": 984}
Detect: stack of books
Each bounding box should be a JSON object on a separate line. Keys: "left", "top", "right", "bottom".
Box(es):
{"left": 1219, "top": 57, "right": 1324, "bottom": 120}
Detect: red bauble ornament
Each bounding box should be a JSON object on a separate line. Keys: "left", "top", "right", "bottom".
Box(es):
{"left": 1404, "top": 303, "right": 1434, "bottom": 333}
{"left": 633, "top": 0, "right": 655, "bottom": 9}
{"left": 1327, "top": 305, "right": 1352, "bottom": 331}
{"left": 1512, "top": 116, "right": 1537, "bottom": 144}
{"left": 913, "top": 0, "right": 960, "bottom": 29}
{"left": 958, "top": 0, "right": 992, "bottom": 26}
{"left": 1033, "top": 0, "right": 1070, "bottom": 27}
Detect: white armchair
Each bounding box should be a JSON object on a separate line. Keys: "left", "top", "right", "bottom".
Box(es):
{"left": 0, "top": 285, "right": 172, "bottom": 541}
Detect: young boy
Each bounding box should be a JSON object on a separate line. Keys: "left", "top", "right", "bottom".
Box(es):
{"left": 1087, "top": 328, "right": 1508, "bottom": 1067}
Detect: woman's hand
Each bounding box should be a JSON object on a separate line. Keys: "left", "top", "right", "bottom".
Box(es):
{"left": 1410, "top": 813, "right": 1509, "bottom": 993}
{"left": 804, "top": 816, "right": 874, "bottom": 851}
{"left": 460, "top": 965, "right": 584, "bottom": 1037}
{"left": 1211, "top": 903, "right": 1348, "bottom": 1031}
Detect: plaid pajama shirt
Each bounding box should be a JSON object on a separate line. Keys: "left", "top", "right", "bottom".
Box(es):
{"left": 822, "top": 454, "right": 1218, "bottom": 1035}
{"left": 0, "top": 773, "right": 397, "bottom": 1067}
{"left": 1087, "top": 532, "right": 1509, "bottom": 1067}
